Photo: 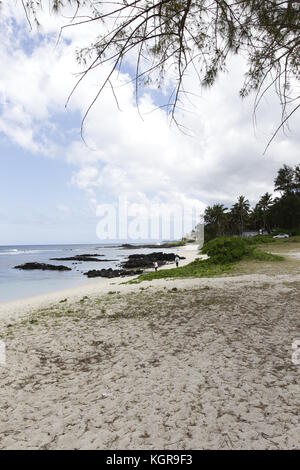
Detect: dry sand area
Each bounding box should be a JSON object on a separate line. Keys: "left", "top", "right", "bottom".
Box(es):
{"left": 1, "top": 271, "right": 300, "bottom": 449}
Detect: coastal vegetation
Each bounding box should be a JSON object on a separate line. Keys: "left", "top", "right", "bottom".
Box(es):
{"left": 204, "top": 164, "right": 300, "bottom": 240}
{"left": 132, "top": 236, "right": 285, "bottom": 283}
{"left": 133, "top": 164, "right": 300, "bottom": 283}
{"left": 132, "top": 258, "right": 232, "bottom": 283}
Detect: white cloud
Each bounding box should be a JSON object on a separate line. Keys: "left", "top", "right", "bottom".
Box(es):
{"left": 0, "top": 2, "right": 299, "bottom": 226}
{"left": 57, "top": 204, "right": 69, "bottom": 213}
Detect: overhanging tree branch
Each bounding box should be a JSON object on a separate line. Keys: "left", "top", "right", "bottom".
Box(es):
{"left": 16, "top": 0, "right": 300, "bottom": 150}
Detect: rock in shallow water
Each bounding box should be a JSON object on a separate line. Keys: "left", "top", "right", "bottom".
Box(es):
{"left": 121, "top": 252, "right": 185, "bottom": 269}
{"left": 14, "top": 262, "right": 71, "bottom": 271}
{"left": 84, "top": 268, "right": 143, "bottom": 278}
{"left": 50, "top": 254, "right": 111, "bottom": 262}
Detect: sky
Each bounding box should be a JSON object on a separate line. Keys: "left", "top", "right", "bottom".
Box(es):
{"left": 0, "top": 2, "right": 299, "bottom": 245}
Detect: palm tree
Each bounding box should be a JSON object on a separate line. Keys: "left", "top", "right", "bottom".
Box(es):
{"left": 274, "top": 164, "right": 295, "bottom": 194}
{"left": 294, "top": 165, "right": 300, "bottom": 194}
{"left": 257, "top": 192, "right": 273, "bottom": 232}
{"left": 204, "top": 204, "right": 228, "bottom": 236}
{"left": 249, "top": 205, "right": 262, "bottom": 231}
{"left": 231, "top": 196, "right": 250, "bottom": 235}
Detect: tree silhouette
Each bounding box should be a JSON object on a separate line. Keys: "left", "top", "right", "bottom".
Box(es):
{"left": 204, "top": 204, "right": 228, "bottom": 237}
{"left": 257, "top": 192, "right": 273, "bottom": 231}
{"left": 230, "top": 195, "right": 250, "bottom": 235}
{"left": 274, "top": 164, "right": 295, "bottom": 194}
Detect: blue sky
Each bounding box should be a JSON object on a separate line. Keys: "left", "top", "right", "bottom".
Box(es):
{"left": 0, "top": 2, "right": 299, "bottom": 245}
{"left": 0, "top": 136, "right": 100, "bottom": 245}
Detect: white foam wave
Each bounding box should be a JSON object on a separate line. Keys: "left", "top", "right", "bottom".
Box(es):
{"left": 0, "top": 249, "right": 61, "bottom": 256}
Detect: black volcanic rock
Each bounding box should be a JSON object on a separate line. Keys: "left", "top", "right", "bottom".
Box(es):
{"left": 50, "top": 254, "right": 114, "bottom": 262}
{"left": 121, "top": 252, "right": 185, "bottom": 269}
{"left": 121, "top": 243, "right": 183, "bottom": 249}
{"left": 84, "top": 268, "right": 143, "bottom": 278}
{"left": 14, "top": 262, "right": 71, "bottom": 271}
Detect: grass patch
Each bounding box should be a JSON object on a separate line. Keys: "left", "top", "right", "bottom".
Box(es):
{"left": 130, "top": 258, "right": 232, "bottom": 283}
{"left": 247, "top": 250, "right": 284, "bottom": 262}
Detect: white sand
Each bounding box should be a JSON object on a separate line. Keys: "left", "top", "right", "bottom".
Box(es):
{"left": 1, "top": 244, "right": 300, "bottom": 449}
{"left": 1, "top": 273, "right": 300, "bottom": 449}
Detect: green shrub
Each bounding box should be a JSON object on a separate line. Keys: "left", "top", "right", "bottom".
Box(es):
{"left": 246, "top": 235, "right": 275, "bottom": 245}
{"left": 202, "top": 237, "right": 249, "bottom": 264}
{"left": 271, "top": 228, "right": 294, "bottom": 236}
{"left": 289, "top": 229, "right": 300, "bottom": 236}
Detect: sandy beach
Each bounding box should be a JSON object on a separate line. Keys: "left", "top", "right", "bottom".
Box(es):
{"left": 0, "top": 244, "right": 201, "bottom": 321}
{"left": 0, "top": 241, "right": 300, "bottom": 450}
{"left": 2, "top": 0, "right": 300, "bottom": 454}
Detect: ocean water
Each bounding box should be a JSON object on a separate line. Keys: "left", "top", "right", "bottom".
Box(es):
{"left": 0, "top": 243, "right": 174, "bottom": 303}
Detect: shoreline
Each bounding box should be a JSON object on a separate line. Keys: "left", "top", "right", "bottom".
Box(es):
{"left": 0, "top": 244, "right": 200, "bottom": 321}
{"left": 1, "top": 242, "right": 299, "bottom": 322}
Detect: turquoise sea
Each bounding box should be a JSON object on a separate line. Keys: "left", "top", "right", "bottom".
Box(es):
{"left": 0, "top": 243, "right": 175, "bottom": 302}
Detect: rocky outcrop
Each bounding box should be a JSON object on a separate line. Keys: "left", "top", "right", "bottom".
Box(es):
{"left": 14, "top": 262, "right": 71, "bottom": 271}
{"left": 50, "top": 254, "right": 116, "bottom": 262}
{"left": 84, "top": 268, "right": 143, "bottom": 278}
{"left": 121, "top": 252, "right": 185, "bottom": 269}
{"left": 121, "top": 242, "right": 184, "bottom": 249}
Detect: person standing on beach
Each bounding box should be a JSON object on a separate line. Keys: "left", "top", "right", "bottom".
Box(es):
{"left": 154, "top": 261, "right": 158, "bottom": 272}
{"left": 175, "top": 255, "right": 180, "bottom": 268}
